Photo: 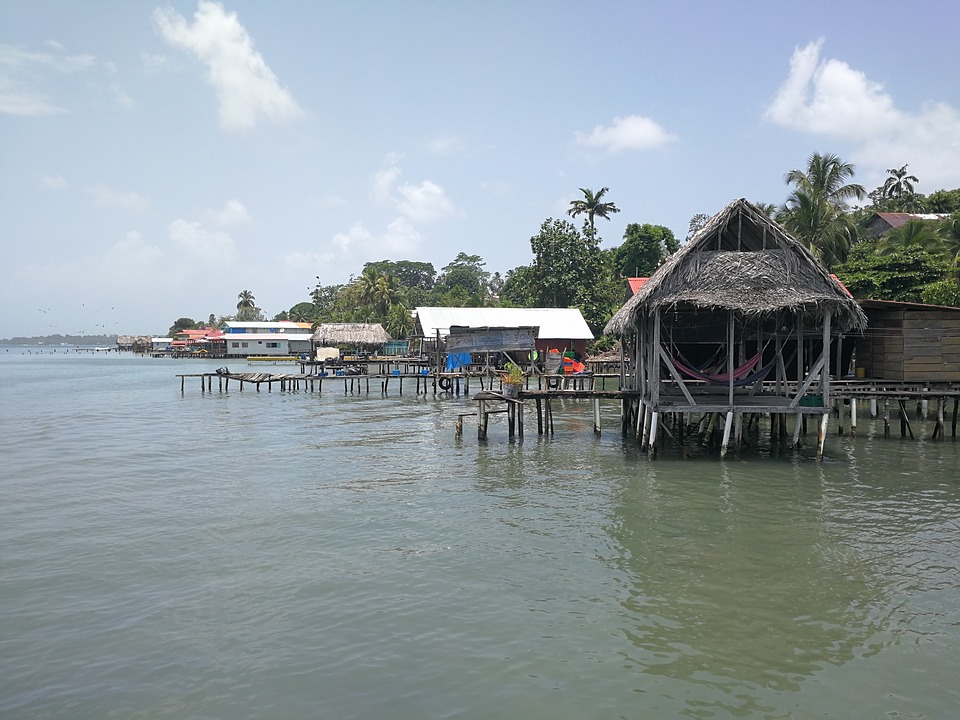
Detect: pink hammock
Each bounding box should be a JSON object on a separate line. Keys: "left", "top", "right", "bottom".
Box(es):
{"left": 671, "top": 352, "right": 762, "bottom": 384}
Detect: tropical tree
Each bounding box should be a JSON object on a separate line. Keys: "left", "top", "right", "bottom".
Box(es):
{"left": 372, "top": 273, "right": 405, "bottom": 316}
{"left": 780, "top": 152, "right": 866, "bottom": 267}
{"left": 567, "top": 187, "right": 620, "bottom": 234}
{"left": 236, "top": 290, "right": 257, "bottom": 321}
{"left": 384, "top": 304, "right": 412, "bottom": 338}
{"left": 167, "top": 317, "right": 197, "bottom": 336}
{"left": 614, "top": 223, "right": 678, "bottom": 278}
{"left": 875, "top": 219, "right": 941, "bottom": 255}
{"left": 686, "top": 212, "right": 711, "bottom": 241}
{"left": 834, "top": 240, "right": 947, "bottom": 303}
{"left": 882, "top": 164, "right": 919, "bottom": 200}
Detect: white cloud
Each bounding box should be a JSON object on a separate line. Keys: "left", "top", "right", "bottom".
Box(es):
{"left": 208, "top": 198, "right": 251, "bottom": 226}
{"left": 765, "top": 39, "right": 960, "bottom": 187}
{"left": 424, "top": 134, "right": 465, "bottom": 155}
{"left": 330, "top": 218, "right": 422, "bottom": 262}
{"left": 0, "top": 43, "right": 95, "bottom": 116}
{"left": 101, "top": 231, "right": 165, "bottom": 276}
{"left": 575, "top": 114, "right": 678, "bottom": 153}
{"left": 142, "top": 52, "right": 170, "bottom": 74}
{"left": 87, "top": 185, "right": 150, "bottom": 211}
{"left": 168, "top": 218, "right": 237, "bottom": 261}
{"left": 372, "top": 156, "right": 454, "bottom": 222}
{"left": 109, "top": 81, "right": 135, "bottom": 109}
{"left": 154, "top": 1, "right": 302, "bottom": 131}
{"left": 41, "top": 174, "right": 67, "bottom": 189}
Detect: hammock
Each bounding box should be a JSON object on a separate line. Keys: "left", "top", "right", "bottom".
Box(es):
{"left": 671, "top": 352, "right": 761, "bottom": 385}
{"left": 668, "top": 347, "right": 796, "bottom": 388}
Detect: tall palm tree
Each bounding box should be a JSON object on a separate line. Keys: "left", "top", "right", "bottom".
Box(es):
{"left": 781, "top": 152, "right": 866, "bottom": 268}
{"left": 882, "top": 164, "right": 919, "bottom": 200}
{"left": 236, "top": 290, "right": 256, "bottom": 320}
{"left": 567, "top": 187, "right": 620, "bottom": 233}
{"left": 784, "top": 152, "right": 866, "bottom": 211}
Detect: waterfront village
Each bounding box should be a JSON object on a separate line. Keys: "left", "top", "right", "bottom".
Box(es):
{"left": 115, "top": 199, "right": 959, "bottom": 461}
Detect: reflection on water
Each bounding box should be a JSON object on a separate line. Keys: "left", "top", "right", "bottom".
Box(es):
{"left": 2, "top": 351, "right": 959, "bottom": 719}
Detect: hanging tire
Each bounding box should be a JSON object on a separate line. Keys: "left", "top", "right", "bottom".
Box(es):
{"left": 438, "top": 377, "right": 453, "bottom": 391}
{"left": 546, "top": 375, "right": 561, "bottom": 389}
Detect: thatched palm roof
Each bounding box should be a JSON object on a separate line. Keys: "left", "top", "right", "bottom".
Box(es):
{"left": 604, "top": 199, "right": 867, "bottom": 335}
{"left": 311, "top": 323, "right": 391, "bottom": 346}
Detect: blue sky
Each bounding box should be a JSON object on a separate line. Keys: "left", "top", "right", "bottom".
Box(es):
{"left": 2, "top": 0, "right": 959, "bottom": 338}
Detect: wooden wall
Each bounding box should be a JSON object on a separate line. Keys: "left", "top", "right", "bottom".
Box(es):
{"left": 857, "top": 308, "right": 960, "bottom": 382}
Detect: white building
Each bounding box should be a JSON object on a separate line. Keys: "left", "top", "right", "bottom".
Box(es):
{"left": 222, "top": 321, "right": 313, "bottom": 357}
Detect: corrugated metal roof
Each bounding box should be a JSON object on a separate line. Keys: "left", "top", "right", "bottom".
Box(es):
{"left": 414, "top": 307, "right": 593, "bottom": 340}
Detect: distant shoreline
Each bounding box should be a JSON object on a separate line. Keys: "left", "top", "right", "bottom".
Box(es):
{"left": 0, "top": 334, "right": 120, "bottom": 347}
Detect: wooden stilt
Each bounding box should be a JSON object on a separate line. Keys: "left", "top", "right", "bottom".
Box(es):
{"left": 720, "top": 411, "right": 733, "bottom": 459}
{"left": 817, "top": 413, "right": 829, "bottom": 460}
{"left": 647, "top": 412, "right": 659, "bottom": 460}
{"left": 593, "top": 398, "right": 601, "bottom": 435}
{"left": 850, "top": 397, "right": 857, "bottom": 436}
{"left": 793, "top": 413, "right": 802, "bottom": 448}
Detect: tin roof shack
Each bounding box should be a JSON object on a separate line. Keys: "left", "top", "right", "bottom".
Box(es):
{"left": 604, "top": 199, "right": 866, "bottom": 457}
{"left": 856, "top": 300, "right": 960, "bottom": 382}
{"left": 414, "top": 307, "right": 593, "bottom": 358}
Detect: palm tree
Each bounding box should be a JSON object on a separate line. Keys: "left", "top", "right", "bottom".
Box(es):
{"left": 372, "top": 273, "right": 404, "bottom": 316}
{"left": 781, "top": 153, "right": 866, "bottom": 267}
{"left": 236, "top": 290, "right": 256, "bottom": 320}
{"left": 937, "top": 216, "right": 960, "bottom": 276}
{"left": 882, "top": 164, "right": 919, "bottom": 200}
{"left": 567, "top": 187, "right": 620, "bottom": 234}
{"left": 784, "top": 152, "right": 866, "bottom": 211}
{"left": 876, "top": 220, "right": 940, "bottom": 255}
{"left": 354, "top": 267, "right": 381, "bottom": 310}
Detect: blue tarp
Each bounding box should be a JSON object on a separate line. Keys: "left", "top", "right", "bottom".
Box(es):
{"left": 445, "top": 352, "right": 472, "bottom": 371}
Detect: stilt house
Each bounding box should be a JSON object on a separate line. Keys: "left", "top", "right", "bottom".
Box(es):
{"left": 604, "top": 199, "right": 867, "bottom": 456}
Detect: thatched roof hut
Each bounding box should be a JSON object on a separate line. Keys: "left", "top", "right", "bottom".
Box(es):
{"left": 311, "top": 323, "right": 391, "bottom": 347}
{"left": 605, "top": 198, "right": 866, "bottom": 336}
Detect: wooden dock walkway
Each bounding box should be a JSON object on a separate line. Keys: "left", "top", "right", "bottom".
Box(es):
{"left": 175, "top": 370, "right": 959, "bottom": 458}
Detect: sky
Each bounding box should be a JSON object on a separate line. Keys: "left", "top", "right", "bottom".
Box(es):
{"left": 2, "top": 0, "right": 959, "bottom": 339}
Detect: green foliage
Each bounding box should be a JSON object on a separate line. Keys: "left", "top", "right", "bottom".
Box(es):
{"left": 567, "top": 187, "right": 620, "bottom": 233}
{"left": 780, "top": 152, "right": 866, "bottom": 268}
{"left": 435, "top": 253, "right": 490, "bottom": 301}
{"left": 236, "top": 290, "right": 261, "bottom": 321}
{"left": 833, "top": 240, "right": 947, "bottom": 302}
{"left": 920, "top": 279, "right": 960, "bottom": 307}
{"left": 926, "top": 188, "right": 960, "bottom": 214}
{"left": 363, "top": 260, "right": 436, "bottom": 290}
{"left": 615, "top": 223, "right": 677, "bottom": 278}
{"left": 167, "top": 317, "right": 197, "bottom": 336}
{"left": 502, "top": 361, "right": 525, "bottom": 385}
{"left": 288, "top": 301, "right": 317, "bottom": 323}
{"left": 525, "top": 218, "right": 620, "bottom": 333}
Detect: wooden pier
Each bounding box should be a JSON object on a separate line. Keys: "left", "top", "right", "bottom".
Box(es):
{"left": 176, "top": 368, "right": 959, "bottom": 458}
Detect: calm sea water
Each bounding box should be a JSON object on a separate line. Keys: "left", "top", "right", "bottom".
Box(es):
{"left": 2, "top": 348, "right": 959, "bottom": 719}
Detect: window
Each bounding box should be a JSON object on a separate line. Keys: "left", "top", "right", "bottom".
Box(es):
{"left": 266, "top": 342, "right": 280, "bottom": 349}
{"left": 241, "top": 342, "right": 248, "bottom": 348}
{"left": 231, "top": 341, "right": 239, "bottom": 348}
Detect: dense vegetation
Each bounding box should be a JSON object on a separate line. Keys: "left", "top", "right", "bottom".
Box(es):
{"left": 170, "top": 159, "right": 960, "bottom": 342}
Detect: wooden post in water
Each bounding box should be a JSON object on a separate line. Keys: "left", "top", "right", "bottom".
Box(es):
{"left": 719, "top": 411, "right": 733, "bottom": 459}
{"left": 850, "top": 397, "right": 857, "bottom": 436}
{"left": 593, "top": 397, "right": 601, "bottom": 435}
{"left": 647, "top": 412, "right": 659, "bottom": 460}
{"left": 817, "top": 413, "right": 829, "bottom": 460}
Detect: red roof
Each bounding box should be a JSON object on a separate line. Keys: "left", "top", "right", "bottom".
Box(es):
{"left": 627, "top": 277, "right": 649, "bottom": 296}
{"left": 830, "top": 274, "right": 853, "bottom": 298}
